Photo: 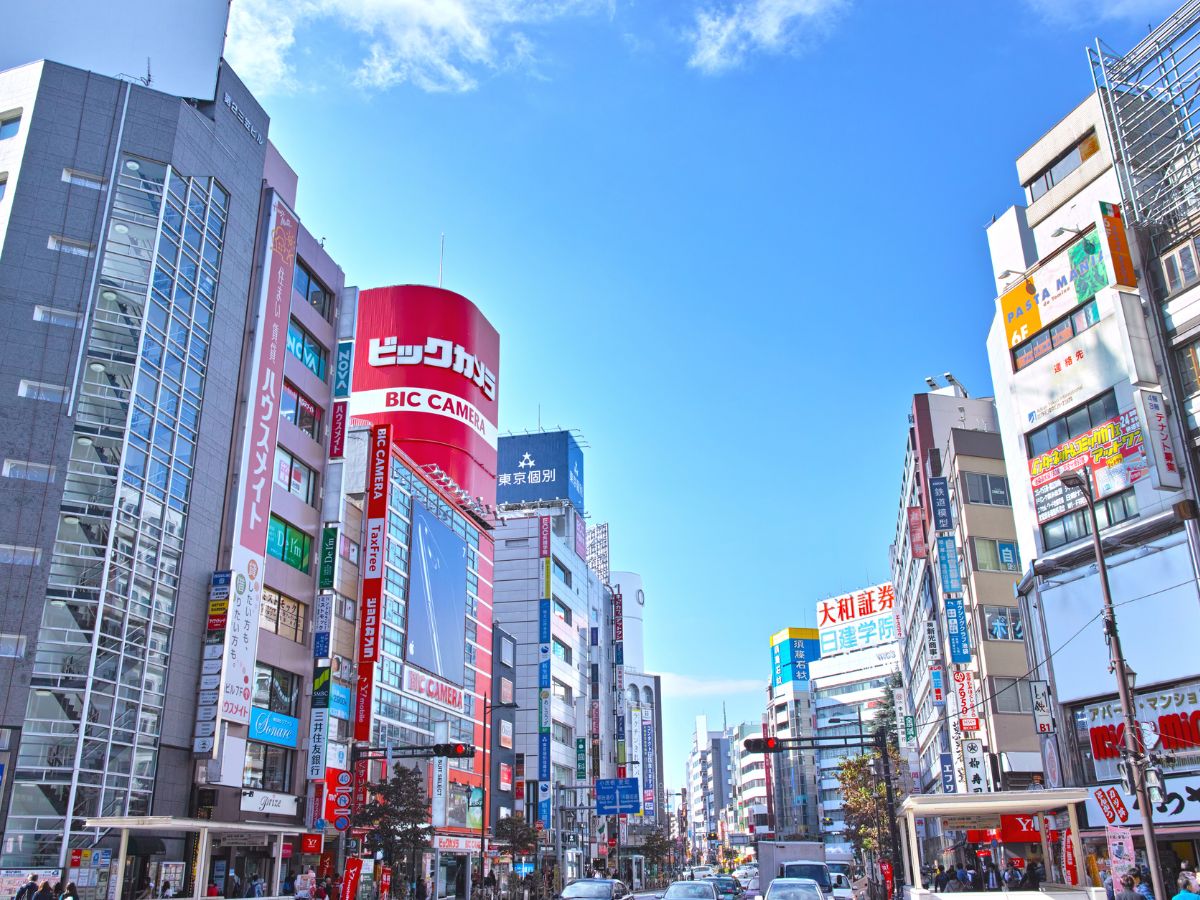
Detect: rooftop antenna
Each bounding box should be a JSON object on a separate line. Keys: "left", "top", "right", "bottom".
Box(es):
{"left": 145, "top": 58, "right": 152, "bottom": 87}
{"left": 438, "top": 233, "right": 445, "bottom": 287}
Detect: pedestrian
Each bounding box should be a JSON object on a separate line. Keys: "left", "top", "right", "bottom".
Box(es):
{"left": 1117, "top": 876, "right": 1142, "bottom": 900}
{"left": 207, "top": 886, "right": 219, "bottom": 899}
{"left": 15, "top": 876, "right": 38, "bottom": 900}
{"left": 1183, "top": 864, "right": 1200, "bottom": 894}
{"left": 283, "top": 872, "right": 296, "bottom": 896}
{"left": 1174, "top": 874, "right": 1197, "bottom": 900}
{"left": 227, "top": 873, "right": 242, "bottom": 900}
{"left": 35, "top": 883, "right": 56, "bottom": 900}
{"left": 985, "top": 863, "right": 1000, "bottom": 891}
{"left": 1026, "top": 862, "right": 1042, "bottom": 892}
{"left": 60, "top": 883, "right": 80, "bottom": 900}
{"left": 416, "top": 878, "right": 428, "bottom": 900}
{"left": 298, "top": 869, "right": 316, "bottom": 900}
{"left": 160, "top": 882, "right": 175, "bottom": 899}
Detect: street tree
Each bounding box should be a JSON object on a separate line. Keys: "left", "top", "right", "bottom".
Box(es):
{"left": 838, "top": 743, "right": 901, "bottom": 866}
{"left": 494, "top": 813, "right": 539, "bottom": 856}
{"left": 640, "top": 828, "right": 671, "bottom": 872}
{"left": 352, "top": 762, "right": 432, "bottom": 868}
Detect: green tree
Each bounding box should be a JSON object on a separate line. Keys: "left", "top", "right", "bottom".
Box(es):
{"left": 640, "top": 828, "right": 670, "bottom": 868}
{"left": 872, "top": 672, "right": 904, "bottom": 754}
{"left": 352, "top": 762, "right": 432, "bottom": 867}
{"left": 837, "top": 742, "right": 901, "bottom": 864}
{"left": 494, "top": 813, "right": 539, "bottom": 856}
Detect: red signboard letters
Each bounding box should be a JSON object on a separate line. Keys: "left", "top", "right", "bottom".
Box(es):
{"left": 329, "top": 400, "right": 348, "bottom": 459}
{"left": 355, "top": 664, "right": 374, "bottom": 742}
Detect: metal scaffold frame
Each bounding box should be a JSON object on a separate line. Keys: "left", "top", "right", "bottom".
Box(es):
{"left": 1091, "top": 0, "right": 1200, "bottom": 241}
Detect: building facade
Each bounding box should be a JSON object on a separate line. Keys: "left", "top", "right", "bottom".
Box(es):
{"left": 684, "top": 715, "right": 730, "bottom": 865}
{"left": 765, "top": 627, "right": 821, "bottom": 841}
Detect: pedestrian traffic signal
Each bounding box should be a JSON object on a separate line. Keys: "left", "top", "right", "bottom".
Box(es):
{"left": 743, "top": 737, "right": 782, "bottom": 753}
{"left": 433, "top": 743, "right": 476, "bottom": 758}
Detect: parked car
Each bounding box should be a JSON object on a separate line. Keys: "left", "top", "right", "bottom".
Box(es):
{"left": 764, "top": 877, "right": 823, "bottom": 900}
{"left": 660, "top": 882, "right": 720, "bottom": 900}
{"left": 561, "top": 880, "right": 635, "bottom": 900}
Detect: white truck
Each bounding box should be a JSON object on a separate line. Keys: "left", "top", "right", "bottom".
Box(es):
{"left": 823, "top": 850, "right": 855, "bottom": 900}
{"left": 756, "top": 842, "right": 831, "bottom": 897}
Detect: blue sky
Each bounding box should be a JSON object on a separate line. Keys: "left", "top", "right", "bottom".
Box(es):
{"left": 221, "top": 0, "right": 1175, "bottom": 791}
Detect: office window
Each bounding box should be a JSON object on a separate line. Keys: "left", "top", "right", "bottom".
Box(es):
{"left": 1180, "top": 339, "right": 1200, "bottom": 399}
{"left": 18, "top": 379, "right": 66, "bottom": 403}
{"left": 1026, "top": 390, "right": 1119, "bottom": 458}
{"left": 266, "top": 515, "right": 312, "bottom": 572}
{"left": 965, "top": 472, "right": 1010, "bottom": 506}
{"left": 1162, "top": 237, "right": 1200, "bottom": 294}
{"left": 982, "top": 605, "right": 1025, "bottom": 641}
{"left": 552, "top": 556, "right": 571, "bottom": 586}
{"left": 280, "top": 381, "right": 322, "bottom": 439}
{"left": 2, "top": 459, "right": 55, "bottom": 482}
{"left": 1012, "top": 300, "right": 1100, "bottom": 371}
{"left": 500, "top": 638, "right": 515, "bottom": 668}
{"left": 551, "top": 637, "right": 572, "bottom": 664}
{"left": 972, "top": 537, "right": 1021, "bottom": 573}
{"left": 341, "top": 535, "right": 360, "bottom": 565}
{"left": 253, "top": 663, "right": 299, "bottom": 715}
{"left": 61, "top": 168, "right": 103, "bottom": 190}
{"left": 1041, "top": 489, "right": 1138, "bottom": 551}
{"left": 260, "top": 587, "right": 306, "bottom": 643}
{"left": 552, "top": 678, "right": 573, "bottom": 703}
{"left": 551, "top": 720, "right": 573, "bottom": 745}
{"left": 274, "top": 446, "right": 318, "bottom": 505}
{"left": 552, "top": 598, "right": 572, "bottom": 624}
{"left": 993, "top": 676, "right": 1033, "bottom": 714}
{"left": 243, "top": 742, "right": 292, "bottom": 792}
{"left": 0, "top": 545, "right": 41, "bottom": 565}
{"left": 335, "top": 593, "right": 356, "bottom": 622}
{"left": 33, "top": 305, "right": 80, "bottom": 327}
{"left": 0, "top": 634, "right": 27, "bottom": 657}
{"left": 1024, "top": 131, "right": 1100, "bottom": 201}
{"left": 47, "top": 234, "right": 93, "bottom": 257}
{"left": 0, "top": 114, "right": 19, "bottom": 140}
{"left": 286, "top": 318, "right": 329, "bottom": 380}
{"left": 293, "top": 258, "right": 332, "bottom": 320}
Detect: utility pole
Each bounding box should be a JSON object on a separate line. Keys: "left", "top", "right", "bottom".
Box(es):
{"left": 1061, "top": 472, "right": 1166, "bottom": 900}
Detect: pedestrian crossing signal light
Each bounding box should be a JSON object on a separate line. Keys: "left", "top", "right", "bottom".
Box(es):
{"left": 433, "top": 743, "right": 476, "bottom": 758}
{"left": 743, "top": 737, "right": 781, "bottom": 753}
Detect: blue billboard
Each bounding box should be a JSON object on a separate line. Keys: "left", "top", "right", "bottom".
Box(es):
{"left": 406, "top": 501, "right": 467, "bottom": 685}
{"left": 945, "top": 596, "right": 971, "bottom": 664}
{"left": 770, "top": 631, "right": 821, "bottom": 688}
{"left": 497, "top": 431, "right": 584, "bottom": 511}
{"left": 936, "top": 534, "right": 962, "bottom": 593}
{"left": 249, "top": 707, "right": 300, "bottom": 748}
{"left": 940, "top": 753, "right": 957, "bottom": 793}
{"left": 596, "top": 778, "right": 642, "bottom": 815}
{"left": 330, "top": 682, "right": 353, "bottom": 720}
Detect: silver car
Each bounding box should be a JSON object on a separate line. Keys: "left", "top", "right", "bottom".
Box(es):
{"left": 764, "top": 878, "right": 822, "bottom": 900}
{"left": 662, "top": 882, "right": 720, "bottom": 900}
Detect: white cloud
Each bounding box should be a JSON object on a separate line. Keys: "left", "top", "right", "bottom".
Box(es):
{"left": 225, "top": 0, "right": 607, "bottom": 95}
{"left": 659, "top": 671, "right": 766, "bottom": 699}
{"left": 686, "top": 0, "right": 846, "bottom": 74}
{"left": 1024, "top": 0, "right": 1179, "bottom": 25}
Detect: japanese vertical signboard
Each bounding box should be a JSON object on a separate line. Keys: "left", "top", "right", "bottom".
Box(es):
{"left": 936, "top": 535, "right": 962, "bottom": 593}
{"left": 929, "top": 477, "right": 953, "bottom": 531}
{"left": 961, "top": 736, "right": 990, "bottom": 793}
{"left": 816, "top": 582, "right": 897, "bottom": 657}
{"left": 539, "top": 516, "right": 551, "bottom": 558}
{"left": 945, "top": 596, "right": 971, "bottom": 664}
{"left": 930, "top": 664, "right": 946, "bottom": 706}
{"left": 954, "top": 670, "right": 980, "bottom": 732}
{"left": 1030, "top": 680, "right": 1055, "bottom": 734}
{"left": 356, "top": 425, "right": 390, "bottom": 741}
{"left": 907, "top": 507, "right": 926, "bottom": 558}
{"left": 940, "top": 752, "right": 957, "bottom": 793}
{"left": 193, "top": 571, "right": 230, "bottom": 753}
{"left": 318, "top": 526, "right": 338, "bottom": 591}
{"left": 1137, "top": 389, "right": 1183, "bottom": 490}
{"left": 538, "top": 597, "right": 551, "bottom": 793}
{"left": 576, "top": 738, "right": 587, "bottom": 780}
{"left": 642, "top": 709, "right": 657, "bottom": 818}
{"left": 221, "top": 190, "right": 298, "bottom": 727}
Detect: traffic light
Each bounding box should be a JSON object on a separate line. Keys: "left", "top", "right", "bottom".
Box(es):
{"left": 1118, "top": 759, "right": 1134, "bottom": 796}
{"left": 821, "top": 817, "right": 834, "bottom": 827}
{"left": 744, "top": 737, "right": 782, "bottom": 753}
{"left": 432, "top": 743, "right": 476, "bottom": 758}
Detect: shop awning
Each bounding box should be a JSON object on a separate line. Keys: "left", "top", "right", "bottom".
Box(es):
{"left": 900, "top": 788, "right": 1089, "bottom": 817}
{"left": 84, "top": 817, "right": 305, "bottom": 900}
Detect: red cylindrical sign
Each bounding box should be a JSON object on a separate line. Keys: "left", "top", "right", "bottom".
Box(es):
{"left": 350, "top": 286, "right": 500, "bottom": 505}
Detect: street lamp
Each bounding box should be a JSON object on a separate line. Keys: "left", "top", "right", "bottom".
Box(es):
{"left": 1059, "top": 471, "right": 1165, "bottom": 900}
{"left": 481, "top": 696, "right": 519, "bottom": 879}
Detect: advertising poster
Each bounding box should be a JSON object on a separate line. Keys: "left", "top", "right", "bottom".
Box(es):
{"left": 1029, "top": 409, "right": 1148, "bottom": 524}
{"left": 770, "top": 627, "right": 820, "bottom": 687}
{"left": 1106, "top": 825, "right": 1135, "bottom": 876}
{"left": 816, "top": 582, "right": 897, "bottom": 657}
{"left": 642, "top": 710, "right": 657, "bottom": 818}
{"left": 222, "top": 192, "right": 297, "bottom": 727}
{"left": 496, "top": 431, "right": 585, "bottom": 509}
{"left": 349, "top": 285, "right": 500, "bottom": 504}
{"left": 907, "top": 508, "right": 926, "bottom": 558}
{"left": 359, "top": 424, "right": 390, "bottom": 665}
{"left": 405, "top": 500, "right": 468, "bottom": 684}
{"left": 1137, "top": 389, "right": 1183, "bottom": 490}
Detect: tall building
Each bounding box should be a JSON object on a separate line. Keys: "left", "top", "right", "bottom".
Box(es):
{"left": 0, "top": 55, "right": 338, "bottom": 873}
{"left": 888, "top": 384, "right": 1042, "bottom": 846}
{"left": 684, "top": 714, "right": 730, "bottom": 865}
{"left": 809, "top": 584, "right": 899, "bottom": 852}
{"left": 723, "top": 720, "right": 770, "bottom": 850}
{"left": 985, "top": 37, "right": 1200, "bottom": 867}
{"left": 765, "top": 627, "right": 821, "bottom": 840}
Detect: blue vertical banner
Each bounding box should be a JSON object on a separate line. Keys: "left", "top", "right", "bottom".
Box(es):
{"left": 930, "top": 477, "right": 953, "bottom": 531}
{"left": 539, "top": 599, "right": 551, "bottom": 644}
{"left": 538, "top": 733, "right": 551, "bottom": 780}
{"left": 937, "top": 534, "right": 962, "bottom": 593}
{"left": 940, "top": 753, "right": 957, "bottom": 793}
{"left": 945, "top": 596, "right": 971, "bottom": 664}
{"left": 333, "top": 341, "right": 354, "bottom": 398}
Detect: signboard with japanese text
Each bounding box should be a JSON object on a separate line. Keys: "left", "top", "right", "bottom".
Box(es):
{"left": 318, "top": 527, "right": 337, "bottom": 590}
{"left": 907, "top": 508, "right": 926, "bottom": 558}
{"left": 930, "top": 477, "right": 953, "bottom": 531}
{"left": 770, "top": 627, "right": 821, "bottom": 687}
{"left": 359, "top": 424, "right": 390, "bottom": 665}
{"left": 576, "top": 738, "right": 587, "bottom": 779}
{"left": 1030, "top": 680, "right": 1055, "bottom": 734}
{"left": 497, "top": 431, "right": 584, "bottom": 510}
{"left": 1081, "top": 776, "right": 1200, "bottom": 828}
{"left": 817, "top": 582, "right": 897, "bottom": 657}
{"left": 945, "top": 596, "right": 971, "bottom": 664}
{"left": 350, "top": 285, "right": 500, "bottom": 504}
{"left": 222, "top": 193, "right": 297, "bottom": 730}
{"left": 354, "top": 664, "right": 373, "bottom": 741}
{"left": 539, "top": 516, "right": 551, "bottom": 558}
{"left": 999, "top": 201, "right": 1137, "bottom": 349}
{"left": 925, "top": 620, "right": 941, "bottom": 660}
{"left": 329, "top": 400, "right": 347, "bottom": 459}
{"left": 642, "top": 709, "right": 657, "bottom": 818}
{"left": 1029, "top": 408, "right": 1148, "bottom": 524}
{"left": 937, "top": 535, "right": 962, "bottom": 593}
{"left": 961, "top": 737, "right": 990, "bottom": 793}
{"left": 575, "top": 510, "right": 587, "bottom": 559}
{"left": 1106, "top": 825, "right": 1135, "bottom": 876}
{"left": 334, "top": 341, "right": 354, "bottom": 397}
{"left": 954, "top": 671, "right": 980, "bottom": 733}
{"left": 313, "top": 592, "right": 333, "bottom": 660}
{"left": 940, "top": 753, "right": 957, "bottom": 793}
{"left": 306, "top": 709, "right": 329, "bottom": 779}
{"left": 930, "top": 664, "right": 946, "bottom": 706}
{"left": 1081, "top": 679, "right": 1200, "bottom": 779}
{"left": 1137, "top": 389, "right": 1183, "bottom": 490}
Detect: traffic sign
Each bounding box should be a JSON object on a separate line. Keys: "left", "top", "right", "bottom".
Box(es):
{"left": 595, "top": 778, "right": 641, "bottom": 815}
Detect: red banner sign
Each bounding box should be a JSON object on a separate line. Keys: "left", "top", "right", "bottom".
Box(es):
{"left": 355, "top": 664, "right": 374, "bottom": 741}
{"left": 301, "top": 834, "right": 323, "bottom": 854}
{"left": 341, "top": 858, "right": 363, "bottom": 900}
{"left": 329, "top": 400, "right": 347, "bottom": 459}
{"left": 358, "top": 425, "right": 390, "bottom": 666}
{"left": 907, "top": 507, "right": 926, "bottom": 558}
